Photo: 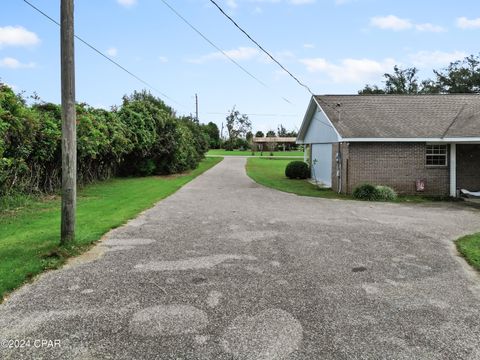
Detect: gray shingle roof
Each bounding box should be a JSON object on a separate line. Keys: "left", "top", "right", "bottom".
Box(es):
{"left": 315, "top": 94, "right": 480, "bottom": 138}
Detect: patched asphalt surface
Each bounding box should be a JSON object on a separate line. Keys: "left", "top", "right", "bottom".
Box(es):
{"left": 1, "top": 157, "right": 480, "bottom": 359}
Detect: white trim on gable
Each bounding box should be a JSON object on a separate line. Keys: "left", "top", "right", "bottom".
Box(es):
{"left": 296, "top": 96, "right": 342, "bottom": 144}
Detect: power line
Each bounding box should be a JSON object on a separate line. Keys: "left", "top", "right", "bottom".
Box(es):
{"left": 158, "top": 0, "right": 292, "bottom": 104}
{"left": 202, "top": 111, "right": 332, "bottom": 129}
{"left": 208, "top": 0, "right": 314, "bottom": 96}
{"left": 204, "top": 112, "right": 298, "bottom": 117}
{"left": 22, "top": 0, "right": 185, "bottom": 109}
{"left": 207, "top": 0, "right": 343, "bottom": 118}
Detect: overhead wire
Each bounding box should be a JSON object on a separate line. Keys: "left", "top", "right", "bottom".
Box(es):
{"left": 158, "top": 0, "right": 292, "bottom": 104}
{"left": 204, "top": 112, "right": 298, "bottom": 117}
{"left": 22, "top": 0, "right": 186, "bottom": 110}
{"left": 209, "top": 0, "right": 314, "bottom": 96}
{"left": 207, "top": 0, "right": 342, "bottom": 121}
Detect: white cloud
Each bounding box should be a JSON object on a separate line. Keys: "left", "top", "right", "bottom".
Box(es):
{"left": 0, "top": 26, "right": 40, "bottom": 48}
{"left": 289, "top": 0, "right": 315, "bottom": 4}
{"left": 188, "top": 46, "right": 260, "bottom": 63}
{"left": 370, "top": 15, "right": 413, "bottom": 31}
{"left": 457, "top": 17, "right": 480, "bottom": 29}
{"left": 0, "top": 57, "right": 36, "bottom": 69}
{"left": 253, "top": 6, "right": 263, "bottom": 14}
{"left": 117, "top": 0, "right": 137, "bottom": 8}
{"left": 260, "top": 50, "right": 296, "bottom": 64}
{"left": 335, "top": 0, "right": 357, "bottom": 4}
{"left": 300, "top": 57, "right": 396, "bottom": 83}
{"left": 226, "top": 0, "right": 238, "bottom": 9}
{"left": 409, "top": 50, "right": 466, "bottom": 68}
{"left": 228, "top": 0, "right": 314, "bottom": 7}
{"left": 370, "top": 15, "right": 445, "bottom": 32}
{"left": 106, "top": 47, "right": 118, "bottom": 57}
{"left": 303, "top": 43, "right": 315, "bottom": 49}
{"left": 158, "top": 56, "right": 168, "bottom": 63}
{"left": 415, "top": 23, "right": 446, "bottom": 32}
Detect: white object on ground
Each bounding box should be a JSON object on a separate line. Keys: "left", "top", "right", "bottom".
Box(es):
{"left": 461, "top": 189, "right": 480, "bottom": 197}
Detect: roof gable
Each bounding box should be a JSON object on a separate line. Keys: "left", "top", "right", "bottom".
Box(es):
{"left": 313, "top": 94, "right": 480, "bottom": 139}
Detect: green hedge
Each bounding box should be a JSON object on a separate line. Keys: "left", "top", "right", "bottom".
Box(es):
{"left": 353, "top": 183, "right": 398, "bottom": 201}
{"left": 0, "top": 86, "right": 209, "bottom": 195}
{"left": 285, "top": 161, "right": 309, "bottom": 179}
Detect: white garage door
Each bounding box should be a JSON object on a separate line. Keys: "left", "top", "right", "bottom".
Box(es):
{"left": 311, "top": 143, "right": 332, "bottom": 187}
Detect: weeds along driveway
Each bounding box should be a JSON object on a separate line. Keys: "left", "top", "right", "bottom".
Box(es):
{"left": 1, "top": 157, "right": 480, "bottom": 359}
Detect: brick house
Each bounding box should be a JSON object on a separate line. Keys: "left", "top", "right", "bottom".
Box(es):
{"left": 296, "top": 95, "right": 480, "bottom": 196}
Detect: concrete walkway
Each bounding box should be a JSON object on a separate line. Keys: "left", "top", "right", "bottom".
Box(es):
{"left": 1, "top": 157, "right": 480, "bottom": 359}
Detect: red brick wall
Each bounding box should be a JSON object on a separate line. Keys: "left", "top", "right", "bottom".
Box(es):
{"left": 344, "top": 142, "right": 450, "bottom": 196}
{"left": 457, "top": 144, "right": 480, "bottom": 191}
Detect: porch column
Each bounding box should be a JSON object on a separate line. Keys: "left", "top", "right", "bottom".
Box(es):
{"left": 450, "top": 143, "right": 457, "bottom": 197}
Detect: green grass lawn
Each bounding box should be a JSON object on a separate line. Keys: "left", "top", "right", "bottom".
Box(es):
{"left": 207, "top": 149, "right": 303, "bottom": 157}
{"left": 246, "top": 157, "right": 436, "bottom": 203}
{"left": 246, "top": 158, "right": 349, "bottom": 199}
{"left": 456, "top": 233, "right": 480, "bottom": 272}
{"left": 0, "top": 157, "right": 222, "bottom": 301}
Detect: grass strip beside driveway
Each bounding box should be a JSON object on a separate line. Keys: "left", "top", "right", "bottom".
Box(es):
{"left": 0, "top": 157, "right": 222, "bottom": 301}
{"left": 246, "top": 158, "right": 349, "bottom": 199}
{"left": 246, "top": 158, "right": 438, "bottom": 203}
{"left": 456, "top": 233, "right": 480, "bottom": 272}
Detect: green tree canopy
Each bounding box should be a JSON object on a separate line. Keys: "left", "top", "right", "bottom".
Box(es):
{"left": 359, "top": 54, "right": 480, "bottom": 95}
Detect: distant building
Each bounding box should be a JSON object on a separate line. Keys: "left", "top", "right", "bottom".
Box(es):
{"left": 252, "top": 136, "right": 297, "bottom": 152}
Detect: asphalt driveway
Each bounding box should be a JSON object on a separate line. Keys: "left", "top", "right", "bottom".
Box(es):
{"left": 1, "top": 157, "right": 480, "bottom": 359}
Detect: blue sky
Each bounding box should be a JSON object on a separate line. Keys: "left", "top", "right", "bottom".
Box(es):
{"left": 1, "top": 0, "right": 480, "bottom": 134}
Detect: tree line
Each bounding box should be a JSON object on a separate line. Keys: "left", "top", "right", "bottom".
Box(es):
{"left": 359, "top": 53, "right": 480, "bottom": 94}
{"left": 0, "top": 85, "right": 220, "bottom": 195}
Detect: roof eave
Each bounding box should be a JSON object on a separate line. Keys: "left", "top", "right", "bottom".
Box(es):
{"left": 342, "top": 137, "right": 480, "bottom": 142}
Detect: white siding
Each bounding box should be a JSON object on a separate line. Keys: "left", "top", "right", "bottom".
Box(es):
{"left": 311, "top": 143, "right": 332, "bottom": 187}
{"left": 303, "top": 109, "right": 339, "bottom": 144}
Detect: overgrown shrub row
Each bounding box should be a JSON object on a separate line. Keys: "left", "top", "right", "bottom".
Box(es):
{"left": 0, "top": 85, "right": 210, "bottom": 195}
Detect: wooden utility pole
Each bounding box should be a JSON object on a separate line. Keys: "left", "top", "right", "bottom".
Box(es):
{"left": 195, "top": 93, "right": 199, "bottom": 123}
{"left": 60, "top": 0, "right": 76, "bottom": 244}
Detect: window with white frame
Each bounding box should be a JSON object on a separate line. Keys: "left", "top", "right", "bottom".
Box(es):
{"left": 426, "top": 144, "right": 447, "bottom": 166}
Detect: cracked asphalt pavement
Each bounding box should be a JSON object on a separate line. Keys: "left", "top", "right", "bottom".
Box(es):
{"left": 1, "top": 157, "right": 480, "bottom": 359}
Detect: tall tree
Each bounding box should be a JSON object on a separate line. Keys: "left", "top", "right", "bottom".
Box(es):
{"left": 202, "top": 121, "right": 220, "bottom": 149}
{"left": 226, "top": 106, "right": 251, "bottom": 140}
{"left": 225, "top": 106, "right": 251, "bottom": 150}
{"left": 277, "top": 124, "right": 287, "bottom": 137}
{"left": 286, "top": 129, "right": 298, "bottom": 137}
{"left": 359, "top": 54, "right": 480, "bottom": 95}
{"left": 359, "top": 66, "right": 421, "bottom": 94}
{"left": 384, "top": 66, "right": 420, "bottom": 94}
{"left": 434, "top": 54, "right": 480, "bottom": 93}
{"left": 358, "top": 84, "right": 386, "bottom": 95}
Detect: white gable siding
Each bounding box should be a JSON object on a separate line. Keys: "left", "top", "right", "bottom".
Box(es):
{"left": 303, "top": 107, "right": 339, "bottom": 144}
{"left": 311, "top": 143, "right": 332, "bottom": 187}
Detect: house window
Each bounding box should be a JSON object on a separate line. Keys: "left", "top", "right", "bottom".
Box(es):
{"left": 426, "top": 144, "right": 447, "bottom": 166}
